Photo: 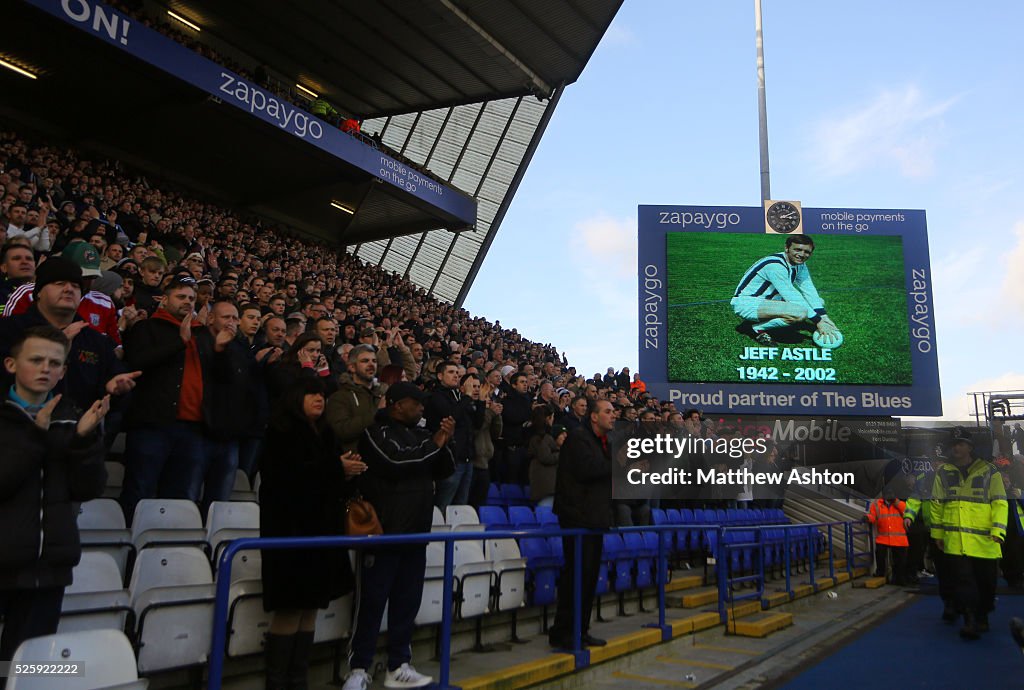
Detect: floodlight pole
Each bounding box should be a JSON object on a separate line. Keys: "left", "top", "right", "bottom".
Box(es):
{"left": 755, "top": 0, "right": 771, "bottom": 202}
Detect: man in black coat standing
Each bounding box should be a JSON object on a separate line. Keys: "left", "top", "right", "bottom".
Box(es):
{"left": 549, "top": 398, "right": 616, "bottom": 649}
{"left": 427, "top": 361, "right": 484, "bottom": 510}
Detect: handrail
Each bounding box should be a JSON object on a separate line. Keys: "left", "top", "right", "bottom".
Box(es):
{"left": 714, "top": 520, "right": 851, "bottom": 623}
{"left": 207, "top": 520, "right": 858, "bottom": 689}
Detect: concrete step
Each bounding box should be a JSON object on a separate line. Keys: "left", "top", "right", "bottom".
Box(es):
{"left": 459, "top": 654, "right": 575, "bottom": 690}
{"left": 665, "top": 574, "right": 704, "bottom": 593}
{"left": 726, "top": 611, "right": 794, "bottom": 638}
{"left": 672, "top": 586, "right": 719, "bottom": 608}
{"left": 712, "top": 600, "right": 760, "bottom": 621}
{"left": 854, "top": 576, "right": 887, "bottom": 589}
{"left": 835, "top": 571, "right": 851, "bottom": 584}
{"left": 761, "top": 590, "right": 791, "bottom": 609}
{"left": 852, "top": 566, "right": 870, "bottom": 578}
{"left": 790, "top": 583, "right": 815, "bottom": 600}
{"left": 813, "top": 577, "right": 836, "bottom": 592}
{"left": 588, "top": 629, "right": 663, "bottom": 665}
{"left": 667, "top": 611, "right": 721, "bottom": 637}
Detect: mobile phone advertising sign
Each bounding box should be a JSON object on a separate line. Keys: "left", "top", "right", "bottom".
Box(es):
{"left": 638, "top": 205, "right": 941, "bottom": 416}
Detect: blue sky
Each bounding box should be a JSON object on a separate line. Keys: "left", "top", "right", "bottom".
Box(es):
{"left": 465, "top": 1, "right": 1024, "bottom": 420}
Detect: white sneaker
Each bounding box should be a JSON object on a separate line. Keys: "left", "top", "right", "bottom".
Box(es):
{"left": 342, "top": 669, "right": 371, "bottom": 690}
{"left": 384, "top": 662, "right": 432, "bottom": 688}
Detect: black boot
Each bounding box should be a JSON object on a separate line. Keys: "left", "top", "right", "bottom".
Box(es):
{"left": 287, "top": 630, "right": 315, "bottom": 690}
{"left": 959, "top": 612, "right": 980, "bottom": 640}
{"left": 976, "top": 614, "right": 989, "bottom": 633}
{"left": 941, "top": 602, "right": 957, "bottom": 623}
{"left": 265, "top": 634, "right": 294, "bottom": 690}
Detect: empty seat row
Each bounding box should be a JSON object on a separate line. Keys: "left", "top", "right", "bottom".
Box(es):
{"left": 77, "top": 499, "right": 261, "bottom": 584}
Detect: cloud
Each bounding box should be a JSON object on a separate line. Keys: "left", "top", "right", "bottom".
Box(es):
{"left": 809, "top": 86, "right": 958, "bottom": 178}
{"left": 1002, "top": 221, "right": 1024, "bottom": 311}
{"left": 570, "top": 213, "right": 637, "bottom": 280}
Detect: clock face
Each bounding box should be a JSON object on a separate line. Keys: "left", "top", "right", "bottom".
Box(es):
{"left": 766, "top": 201, "right": 801, "bottom": 233}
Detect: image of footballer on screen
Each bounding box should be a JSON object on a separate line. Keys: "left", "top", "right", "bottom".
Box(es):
{"left": 665, "top": 231, "right": 913, "bottom": 386}
{"left": 730, "top": 235, "right": 841, "bottom": 347}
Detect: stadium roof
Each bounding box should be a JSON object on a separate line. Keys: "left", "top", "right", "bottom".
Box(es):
{"left": 168, "top": 0, "right": 619, "bottom": 117}
{"left": 167, "top": 0, "right": 623, "bottom": 304}
{"left": 4, "top": 0, "right": 622, "bottom": 305}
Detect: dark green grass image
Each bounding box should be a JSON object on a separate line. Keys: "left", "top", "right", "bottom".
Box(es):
{"left": 666, "top": 233, "right": 912, "bottom": 385}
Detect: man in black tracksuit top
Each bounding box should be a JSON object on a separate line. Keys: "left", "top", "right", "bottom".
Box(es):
{"left": 549, "top": 398, "right": 616, "bottom": 649}
{"left": 348, "top": 383, "right": 454, "bottom": 689}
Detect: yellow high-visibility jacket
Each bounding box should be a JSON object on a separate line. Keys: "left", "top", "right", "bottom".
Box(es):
{"left": 928, "top": 458, "right": 1007, "bottom": 559}
{"left": 904, "top": 470, "right": 934, "bottom": 524}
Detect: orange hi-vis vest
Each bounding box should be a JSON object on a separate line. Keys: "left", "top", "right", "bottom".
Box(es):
{"left": 867, "top": 498, "right": 908, "bottom": 547}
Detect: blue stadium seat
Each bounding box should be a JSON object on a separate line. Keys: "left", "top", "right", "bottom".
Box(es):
{"left": 651, "top": 510, "right": 674, "bottom": 554}
{"left": 500, "top": 484, "right": 529, "bottom": 506}
{"left": 624, "top": 532, "right": 653, "bottom": 589}
{"left": 519, "top": 537, "right": 559, "bottom": 606}
{"left": 508, "top": 506, "right": 538, "bottom": 530}
{"left": 486, "top": 483, "right": 504, "bottom": 506}
{"left": 535, "top": 505, "right": 558, "bottom": 527}
{"left": 478, "top": 506, "right": 509, "bottom": 531}
{"left": 603, "top": 534, "right": 632, "bottom": 593}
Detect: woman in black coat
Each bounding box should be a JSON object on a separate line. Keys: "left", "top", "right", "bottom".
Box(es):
{"left": 259, "top": 376, "right": 365, "bottom": 689}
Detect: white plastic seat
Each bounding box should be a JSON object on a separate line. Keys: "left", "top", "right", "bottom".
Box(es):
{"left": 128, "top": 547, "right": 214, "bottom": 673}
{"left": 415, "top": 542, "right": 447, "bottom": 625}
{"left": 314, "top": 592, "right": 354, "bottom": 643}
{"left": 205, "top": 501, "right": 260, "bottom": 565}
{"left": 453, "top": 541, "right": 493, "bottom": 619}
{"left": 60, "top": 552, "right": 132, "bottom": 634}
{"left": 7, "top": 629, "right": 147, "bottom": 689}
{"left": 225, "top": 578, "right": 272, "bottom": 657}
{"left": 103, "top": 461, "right": 125, "bottom": 498}
{"left": 432, "top": 506, "right": 445, "bottom": 527}
{"left": 485, "top": 539, "right": 528, "bottom": 612}
{"left": 77, "top": 499, "right": 132, "bottom": 581}
{"left": 131, "top": 499, "right": 206, "bottom": 553}
{"left": 445, "top": 504, "right": 479, "bottom": 529}
{"left": 229, "top": 470, "right": 258, "bottom": 502}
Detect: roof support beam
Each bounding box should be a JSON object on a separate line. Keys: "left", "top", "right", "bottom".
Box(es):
{"left": 456, "top": 86, "right": 564, "bottom": 307}
{"left": 438, "top": 0, "right": 553, "bottom": 97}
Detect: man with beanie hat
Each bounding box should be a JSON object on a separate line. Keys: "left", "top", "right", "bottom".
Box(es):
{"left": 3, "top": 243, "right": 122, "bottom": 347}
{"left": 0, "top": 257, "right": 138, "bottom": 412}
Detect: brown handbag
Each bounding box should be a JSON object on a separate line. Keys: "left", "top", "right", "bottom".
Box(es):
{"left": 345, "top": 495, "right": 383, "bottom": 536}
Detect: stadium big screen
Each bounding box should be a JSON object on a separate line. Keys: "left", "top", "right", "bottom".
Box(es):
{"left": 637, "top": 205, "right": 941, "bottom": 416}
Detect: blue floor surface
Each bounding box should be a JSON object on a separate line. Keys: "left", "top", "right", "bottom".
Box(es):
{"left": 778, "top": 593, "right": 1024, "bottom": 689}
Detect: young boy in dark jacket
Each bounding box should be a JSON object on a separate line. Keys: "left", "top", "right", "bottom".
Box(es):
{"left": 0, "top": 325, "right": 108, "bottom": 666}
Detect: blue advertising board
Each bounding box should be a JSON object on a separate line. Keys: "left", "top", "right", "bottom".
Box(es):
{"left": 23, "top": 0, "right": 477, "bottom": 226}
{"left": 638, "top": 204, "right": 941, "bottom": 416}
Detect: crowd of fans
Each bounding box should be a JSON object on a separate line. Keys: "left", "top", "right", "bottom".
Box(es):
{"left": 0, "top": 126, "right": 797, "bottom": 687}
{"left": 0, "top": 123, "right": 794, "bottom": 521}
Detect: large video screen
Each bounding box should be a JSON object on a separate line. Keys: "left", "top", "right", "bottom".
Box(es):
{"left": 638, "top": 205, "right": 941, "bottom": 416}
{"left": 666, "top": 233, "right": 912, "bottom": 386}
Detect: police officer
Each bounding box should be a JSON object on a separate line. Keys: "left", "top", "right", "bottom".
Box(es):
{"left": 905, "top": 461, "right": 957, "bottom": 617}
{"left": 928, "top": 427, "right": 1007, "bottom": 639}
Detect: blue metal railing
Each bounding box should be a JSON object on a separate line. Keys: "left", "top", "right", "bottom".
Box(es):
{"left": 715, "top": 521, "right": 852, "bottom": 623}
{"left": 207, "top": 519, "right": 858, "bottom": 689}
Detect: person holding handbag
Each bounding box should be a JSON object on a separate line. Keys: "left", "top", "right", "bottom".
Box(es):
{"left": 259, "top": 377, "right": 365, "bottom": 690}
